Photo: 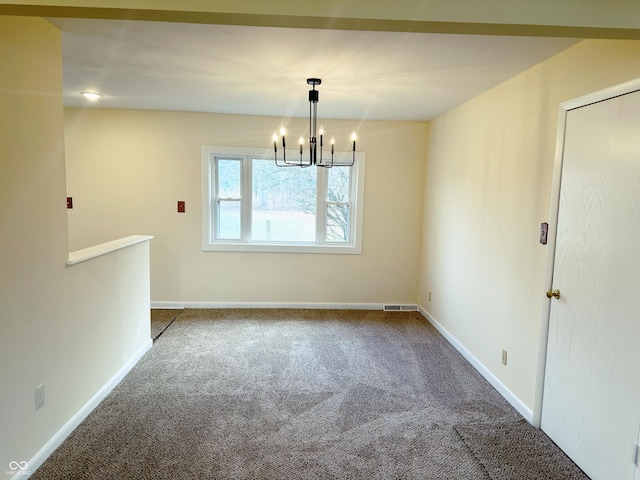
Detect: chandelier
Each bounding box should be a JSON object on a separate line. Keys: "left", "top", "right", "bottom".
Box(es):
{"left": 272, "top": 78, "right": 356, "bottom": 168}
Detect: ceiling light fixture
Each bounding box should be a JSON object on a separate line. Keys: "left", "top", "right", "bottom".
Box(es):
{"left": 80, "top": 91, "right": 103, "bottom": 101}
{"left": 272, "top": 78, "right": 356, "bottom": 168}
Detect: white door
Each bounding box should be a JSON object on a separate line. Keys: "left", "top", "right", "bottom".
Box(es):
{"left": 541, "top": 89, "right": 640, "bottom": 480}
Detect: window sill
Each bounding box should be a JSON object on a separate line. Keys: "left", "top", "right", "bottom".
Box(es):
{"left": 202, "top": 241, "right": 361, "bottom": 254}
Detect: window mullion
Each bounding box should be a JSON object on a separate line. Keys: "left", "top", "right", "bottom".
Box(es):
{"left": 316, "top": 168, "right": 327, "bottom": 244}
{"left": 348, "top": 165, "right": 356, "bottom": 244}
{"left": 213, "top": 157, "right": 224, "bottom": 241}
{"left": 241, "top": 156, "right": 252, "bottom": 242}
{"left": 209, "top": 156, "right": 216, "bottom": 242}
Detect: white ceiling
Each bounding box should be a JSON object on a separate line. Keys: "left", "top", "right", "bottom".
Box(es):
{"left": 49, "top": 18, "right": 579, "bottom": 121}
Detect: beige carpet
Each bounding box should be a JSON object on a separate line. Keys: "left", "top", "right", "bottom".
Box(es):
{"left": 455, "top": 419, "right": 588, "bottom": 479}
{"left": 150, "top": 308, "right": 182, "bottom": 340}
{"left": 32, "top": 309, "right": 588, "bottom": 479}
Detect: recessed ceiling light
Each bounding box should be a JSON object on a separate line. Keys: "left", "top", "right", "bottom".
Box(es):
{"left": 80, "top": 92, "right": 103, "bottom": 101}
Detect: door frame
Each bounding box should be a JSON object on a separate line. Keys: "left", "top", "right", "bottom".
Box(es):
{"left": 532, "top": 76, "right": 640, "bottom": 428}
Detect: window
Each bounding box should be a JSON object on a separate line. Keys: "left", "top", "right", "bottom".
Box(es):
{"left": 201, "top": 146, "right": 365, "bottom": 253}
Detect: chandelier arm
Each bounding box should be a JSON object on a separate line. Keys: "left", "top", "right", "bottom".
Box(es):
{"left": 276, "top": 153, "right": 311, "bottom": 167}
{"left": 330, "top": 141, "right": 334, "bottom": 167}
{"left": 275, "top": 143, "right": 313, "bottom": 167}
{"left": 348, "top": 150, "right": 355, "bottom": 167}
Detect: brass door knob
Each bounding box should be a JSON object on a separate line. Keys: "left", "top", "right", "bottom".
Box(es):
{"left": 546, "top": 289, "right": 561, "bottom": 299}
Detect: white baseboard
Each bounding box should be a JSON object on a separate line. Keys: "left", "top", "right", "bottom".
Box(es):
{"left": 26, "top": 339, "right": 153, "bottom": 478}
{"left": 151, "top": 301, "right": 384, "bottom": 310}
{"left": 418, "top": 306, "right": 534, "bottom": 424}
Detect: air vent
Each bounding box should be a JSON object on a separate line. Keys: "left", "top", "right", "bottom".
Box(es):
{"left": 383, "top": 304, "right": 418, "bottom": 312}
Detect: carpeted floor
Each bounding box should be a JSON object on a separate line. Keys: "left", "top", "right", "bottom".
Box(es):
{"left": 32, "top": 309, "right": 588, "bottom": 479}
{"left": 150, "top": 308, "right": 182, "bottom": 341}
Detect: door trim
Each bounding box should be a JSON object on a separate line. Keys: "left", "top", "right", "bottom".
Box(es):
{"left": 532, "top": 76, "right": 640, "bottom": 427}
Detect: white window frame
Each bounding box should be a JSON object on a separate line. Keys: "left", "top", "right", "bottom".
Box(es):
{"left": 201, "top": 145, "right": 365, "bottom": 254}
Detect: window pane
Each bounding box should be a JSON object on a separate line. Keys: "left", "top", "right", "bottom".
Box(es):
{"left": 327, "top": 166, "right": 350, "bottom": 202}
{"left": 217, "top": 158, "right": 241, "bottom": 198}
{"left": 217, "top": 200, "right": 241, "bottom": 239}
{"left": 326, "top": 203, "right": 349, "bottom": 242}
{"left": 251, "top": 159, "right": 316, "bottom": 242}
{"left": 326, "top": 166, "right": 351, "bottom": 242}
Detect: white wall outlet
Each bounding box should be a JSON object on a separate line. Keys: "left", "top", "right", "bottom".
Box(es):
{"left": 35, "top": 383, "right": 45, "bottom": 410}
{"left": 428, "top": 291, "right": 432, "bottom": 302}
{"left": 501, "top": 350, "right": 508, "bottom": 366}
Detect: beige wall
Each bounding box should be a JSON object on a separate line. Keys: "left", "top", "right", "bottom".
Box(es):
{"left": 0, "top": 16, "right": 151, "bottom": 470}
{"left": 64, "top": 109, "right": 429, "bottom": 305}
{"left": 420, "top": 39, "right": 640, "bottom": 414}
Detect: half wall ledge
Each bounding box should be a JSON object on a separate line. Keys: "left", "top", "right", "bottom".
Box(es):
{"left": 67, "top": 235, "right": 154, "bottom": 266}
